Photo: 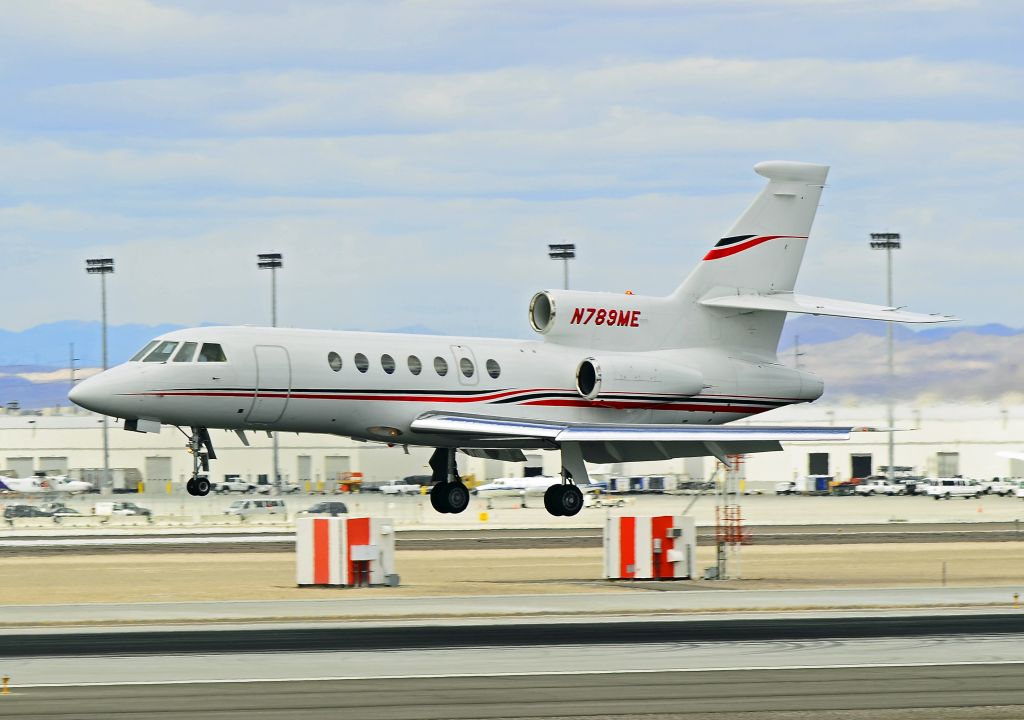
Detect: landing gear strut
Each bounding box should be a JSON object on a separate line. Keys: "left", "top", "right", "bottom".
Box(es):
{"left": 428, "top": 448, "right": 470, "bottom": 514}
{"left": 183, "top": 427, "right": 215, "bottom": 497}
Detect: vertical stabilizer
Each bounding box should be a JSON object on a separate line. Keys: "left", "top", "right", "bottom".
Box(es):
{"left": 672, "top": 161, "right": 829, "bottom": 356}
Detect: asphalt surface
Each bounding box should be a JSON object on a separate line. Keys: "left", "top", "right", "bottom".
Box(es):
{"left": 4, "top": 613, "right": 1024, "bottom": 658}
{"left": 4, "top": 666, "right": 1023, "bottom": 719}
{"left": 3, "top": 521, "right": 1023, "bottom": 554}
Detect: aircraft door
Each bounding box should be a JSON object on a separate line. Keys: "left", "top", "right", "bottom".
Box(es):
{"left": 450, "top": 345, "right": 480, "bottom": 386}
{"left": 247, "top": 345, "right": 291, "bottom": 423}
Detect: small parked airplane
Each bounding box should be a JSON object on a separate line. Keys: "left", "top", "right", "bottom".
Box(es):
{"left": 69, "top": 161, "right": 954, "bottom": 516}
{"left": 0, "top": 475, "right": 93, "bottom": 495}
{"left": 474, "top": 475, "right": 579, "bottom": 499}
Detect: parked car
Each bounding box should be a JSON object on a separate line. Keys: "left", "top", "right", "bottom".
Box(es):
{"left": 980, "top": 478, "right": 1016, "bottom": 496}
{"left": 39, "top": 502, "right": 80, "bottom": 516}
{"left": 3, "top": 504, "right": 54, "bottom": 519}
{"left": 255, "top": 481, "right": 303, "bottom": 494}
{"left": 1014, "top": 481, "right": 1024, "bottom": 499}
{"left": 94, "top": 501, "right": 152, "bottom": 517}
{"left": 299, "top": 501, "right": 349, "bottom": 516}
{"left": 855, "top": 478, "right": 906, "bottom": 496}
{"left": 224, "top": 498, "right": 286, "bottom": 518}
{"left": 379, "top": 479, "right": 424, "bottom": 495}
{"left": 925, "top": 478, "right": 981, "bottom": 500}
{"left": 213, "top": 476, "right": 258, "bottom": 494}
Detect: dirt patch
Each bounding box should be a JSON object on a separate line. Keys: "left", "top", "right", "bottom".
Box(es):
{"left": 1, "top": 543, "right": 1021, "bottom": 605}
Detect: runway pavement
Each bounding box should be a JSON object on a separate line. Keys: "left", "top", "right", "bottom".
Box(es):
{"left": 2, "top": 521, "right": 1022, "bottom": 554}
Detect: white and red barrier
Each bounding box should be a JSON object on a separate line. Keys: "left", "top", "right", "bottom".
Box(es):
{"left": 603, "top": 515, "right": 696, "bottom": 580}
{"left": 296, "top": 516, "right": 396, "bottom": 587}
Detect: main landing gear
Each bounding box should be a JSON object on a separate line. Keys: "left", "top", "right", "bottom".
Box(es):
{"left": 544, "top": 442, "right": 590, "bottom": 517}
{"left": 182, "top": 427, "right": 216, "bottom": 497}
{"left": 428, "top": 448, "right": 470, "bottom": 514}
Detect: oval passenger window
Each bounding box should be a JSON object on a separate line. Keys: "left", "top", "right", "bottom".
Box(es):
{"left": 434, "top": 356, "right": 448, "bottom": 376}
{"left": 328, "top": 352, "right": 343, "bottom": 372}
{"left": 381, "top": 354, "right": 396, "bottom": 374}
{"left": 486, "top": 359, "right": 501, "bottom": 379}
{"left": 355, "top": 353, "right": 369, "bottom": 373}
{"left": 460, "top": 358, "right": 475, "bottom": 378}
{"left": 408, "top": 355, "right": 422, "bottom": 375}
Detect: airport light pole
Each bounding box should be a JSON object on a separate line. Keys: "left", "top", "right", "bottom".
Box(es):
{"left": 870, "top": 233, "right": 900, "bottom": 484}
{"left": 257, "top": 253, "right": 283, "bottom": 493}
{"left": 548, "top": 243, "right": 576, "bottom": 290}
{"left": 86, "top": 258, "right": 114, "bottom": 493}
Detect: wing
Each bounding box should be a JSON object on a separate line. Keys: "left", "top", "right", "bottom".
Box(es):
{"left": 411, "top": 411, "right": 872, "bottom": 464}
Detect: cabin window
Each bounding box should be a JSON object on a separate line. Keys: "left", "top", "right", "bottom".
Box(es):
{"left": 172, "top": 342, "right": 197, "bottom": 363}
{"left": 460, "top": 357, "right": 475, "bottom": 378}
{"left": 328, "top": 352, "right": 343, "bottom": 372}
{"left": 197, "top": 343, "right": 227, "bottom": 362}
{"left": 355, "top": 353, "right": 369, "bottom": 373}
{"left": 486, "top": 359, "right": 501, "bottom": 379}
{"left": 143, "top": 341, "right": 179, "bottom": 363}
{"left": 433, "top": 356, "right": 449, "bottom": 376}
{"left": 381, "top": 354, "right": 396, "bottom": 374}
{"left": 130, "top": 341, "right": 158, "bottom": 362}
{"left": 408, "top": 355, "right": 422, "bottom": 375}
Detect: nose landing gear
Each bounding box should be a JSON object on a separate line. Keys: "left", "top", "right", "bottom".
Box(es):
{"left": 182, "top": 427, "right": 216, "bottom": 497}
{"left": 428, "top": 448, "right": 470, "bottom": 514}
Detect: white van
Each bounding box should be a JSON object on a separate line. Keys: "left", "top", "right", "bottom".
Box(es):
{"left": 224, "top": 498, "right": 286, "bottom": 518}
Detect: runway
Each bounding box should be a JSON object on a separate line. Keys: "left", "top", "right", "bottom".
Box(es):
{"left": 2, "top": 521, "right": 1022, "bottom": 555}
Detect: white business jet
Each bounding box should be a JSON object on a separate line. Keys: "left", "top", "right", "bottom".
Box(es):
{"left": 0, "top": 475, "right": 93, "bottom": 495}
{"left": 474, "top": 476, "right": 571, "bottom": 499}
{"left": 69, "top": 161, "right": 953, "bottom": 516}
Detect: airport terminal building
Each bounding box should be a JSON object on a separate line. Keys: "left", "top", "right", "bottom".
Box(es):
{"left": 2, "top": 402, "right": 1021, "bottom": 492}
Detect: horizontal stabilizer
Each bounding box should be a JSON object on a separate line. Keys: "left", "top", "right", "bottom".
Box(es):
{"left": 412, "top": 412, "right": 871, "bottom": 443}
{"left": 700, "top": 292, "right": 956, "bottom": 323}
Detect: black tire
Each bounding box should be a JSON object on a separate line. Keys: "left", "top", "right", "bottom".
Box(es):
{"left": 194, "top": 477, "right": 211, "bottom": 496}
{"left": 186, "top": 478, "right": 197, "bottom": 497}
{"left": 558, "top": 485, "right": 585, "bottom": 516}
{"left": 429, "top": 482, "right": 450, "bottom": 513}
{"left": 443, "top": 482, "right": 470, "bottom": 514}
{"left": 544, "top": 485, "right": 564, "bottom": 516}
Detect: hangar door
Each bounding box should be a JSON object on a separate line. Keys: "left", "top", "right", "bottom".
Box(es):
{"left": 850, "top": 454, "right": 872, "bottom": 479}
{"left": 324, "top": 456, "right": 351, "bottom": 484}
{"left": 248, "top": 345, "right": 291, "bottom": 424}
{"left": 39, "top": 457, "right": 68, "bottom": 474}
{"left": 6, "top": 457, "right": 33, "bottom": 477}
{"left": 146, "top": 457, "right": 173, "bottom": 483}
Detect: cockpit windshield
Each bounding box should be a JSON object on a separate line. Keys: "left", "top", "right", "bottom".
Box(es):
{"left": 143, "top": 341, "right": 179, "bottom": 363}
{"left": 130, "top": 341, "right": 159, "bottom": 362}
{"left": 198, "top": 343, "right": 227, "bottom": 362}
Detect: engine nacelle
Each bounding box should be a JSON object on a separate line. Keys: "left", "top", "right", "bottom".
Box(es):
{"left": 529, "top": 289, "right": 672, "bottom": 349}
{"left": 575, "top": 356, "right": 705, "bottom": 401}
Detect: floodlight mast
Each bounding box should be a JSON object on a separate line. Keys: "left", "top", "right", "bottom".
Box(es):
{"left": 548, "top": 243, "right": 576, "bottom": 290}
{"left": 257, "top": 252, "right": 283, "bottom": 493}
{"left": 870, "top": 233, "right": 901, "bottom": 485}
{"left": 85, "top": 257, "right": 114, "bottom": 493}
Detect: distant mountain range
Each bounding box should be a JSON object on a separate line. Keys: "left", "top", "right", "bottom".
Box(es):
{"left": 2, "top": 318, "right": 1021, "bottom": 409}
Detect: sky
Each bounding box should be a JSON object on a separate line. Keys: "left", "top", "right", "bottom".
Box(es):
{"left": 1, "top": 0, "right": 1021, "bottom": 340}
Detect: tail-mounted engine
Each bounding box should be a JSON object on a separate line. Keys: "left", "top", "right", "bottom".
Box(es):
{"left": 529, "top": 289, "right": 673, "bottom": 350}
{"left": 575, "top": 355, "right": 704, "bottom": 401}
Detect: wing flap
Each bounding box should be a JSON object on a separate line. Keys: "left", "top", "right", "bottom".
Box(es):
{"left": 700, "top": 292, "right": 956, "bottom": 323}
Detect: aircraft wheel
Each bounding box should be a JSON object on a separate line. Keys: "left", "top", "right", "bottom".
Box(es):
{"left": 429, "top": 482, "right": 450, "bottom": 513}
{"left": 558, "top": 485, "right": 584, "bottom": 516}
{"left": 443, "top": 482, "right": 470, "bottom": 514}
{"left": 544, "top": 485, "right": 564, "bottom": 516}
{"left": 186, "top": 478, "right": 198, "bottom": 497}
{"left": 194, "top": 476, "right": 211, "bottom": 496}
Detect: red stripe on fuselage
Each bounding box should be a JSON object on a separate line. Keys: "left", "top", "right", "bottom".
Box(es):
{"left": 703, "top": 235, "right": 806, "bottom": 261}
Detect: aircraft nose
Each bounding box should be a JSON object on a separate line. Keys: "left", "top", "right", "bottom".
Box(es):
{"left": 68, "top": 374, "right": 106, "bottom": 414}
